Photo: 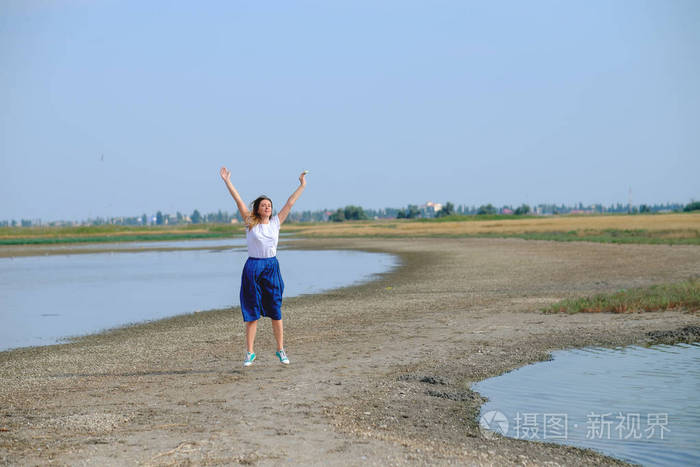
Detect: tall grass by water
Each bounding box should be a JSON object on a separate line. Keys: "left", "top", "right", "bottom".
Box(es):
{"left": 542, "top": 278, "right": 700, "bottom": 314}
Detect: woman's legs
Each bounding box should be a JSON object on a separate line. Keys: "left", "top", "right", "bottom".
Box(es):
{"left": 245, "top": 320, "right": 258, "bottom": 353}
{"left": 271, "top": 319, "right": 284, "bottom": 351}
{"left": 245, "top": 319, "right": 283, "bottom": 353}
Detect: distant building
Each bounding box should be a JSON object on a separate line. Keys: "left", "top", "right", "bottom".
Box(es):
{"left": 423, "top": 201, "right": 442, "bottom": 213}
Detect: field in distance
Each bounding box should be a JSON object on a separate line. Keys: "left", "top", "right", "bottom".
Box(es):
{"left": 283, "top": 212, "right": 700, "bottom": 244}
{"left": 1, "top": 212, "right": 699, "bottom": 246}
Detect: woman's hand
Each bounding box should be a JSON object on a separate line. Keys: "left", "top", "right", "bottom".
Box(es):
{"left": 221, "top": 167, "right": 249, "bottom": 219}
{"left": 220, "top": 167, "right": 231, "bottom": 182}
{"left": 279, "top": 171, "right": 308, "bottom": 225}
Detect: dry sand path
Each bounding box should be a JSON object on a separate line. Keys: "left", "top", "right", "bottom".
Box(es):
{"left": 1, "top": 237, "right": 699, "bottom": 466}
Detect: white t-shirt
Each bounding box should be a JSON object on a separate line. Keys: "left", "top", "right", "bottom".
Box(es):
{"left": 246, "top": 215, "right": 280, "bottom": 258}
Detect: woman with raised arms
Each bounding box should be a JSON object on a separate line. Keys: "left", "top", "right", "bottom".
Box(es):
{"left": 220, "top": 167, "right": 307, "bottom": 367}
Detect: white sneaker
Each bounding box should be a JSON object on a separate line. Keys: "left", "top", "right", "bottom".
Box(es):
{"left": 276, "top": 349, "right": 290, "bottom": 364}
{"left": 243, "top": 351, "right": 256, "bottom": 367}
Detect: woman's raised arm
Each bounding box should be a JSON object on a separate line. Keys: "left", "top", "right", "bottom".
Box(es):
{"left": 220, "top": 167, "right": 250, "bottom": 221}
{"left": 278, "top": 171, "right": 307, "bottom": 225}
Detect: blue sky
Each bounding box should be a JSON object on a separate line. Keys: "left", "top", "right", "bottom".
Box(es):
{"left": 2, "top": 0, "right": 699, "bottom": 221}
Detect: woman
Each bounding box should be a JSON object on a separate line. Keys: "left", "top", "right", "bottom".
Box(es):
{"left": 220, "top": 167, "right": 307, "bottom": 367}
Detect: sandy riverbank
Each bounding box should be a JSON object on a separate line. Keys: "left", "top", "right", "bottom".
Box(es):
{"left": 1, "top": 237, "right": 699, "bottom": 465}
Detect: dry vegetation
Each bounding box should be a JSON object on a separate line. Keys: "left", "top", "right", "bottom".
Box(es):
{"left": 283, "top": 213, "right": 700, "bottom": 242}
{"left": 1, "top": 213, "right": 699, "bottom": 246}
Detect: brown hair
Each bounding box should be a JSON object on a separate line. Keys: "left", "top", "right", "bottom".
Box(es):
{"left": 246, "top": 195, "right": 273, "bottom": 229}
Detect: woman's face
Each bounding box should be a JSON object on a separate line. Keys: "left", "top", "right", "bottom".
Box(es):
{"left": 257, "top": 199, "right": 272, "bottom": 218}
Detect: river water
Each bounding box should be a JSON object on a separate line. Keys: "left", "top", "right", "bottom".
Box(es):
{"left": 473, "top": 343, "right": 700, "bottom": 466}
{"left": 0, "top": 240, "right": 398, "bottom": 351}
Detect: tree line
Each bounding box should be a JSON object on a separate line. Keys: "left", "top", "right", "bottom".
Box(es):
{"left": 3, "top": 201, "right": 697, "bottom": 228}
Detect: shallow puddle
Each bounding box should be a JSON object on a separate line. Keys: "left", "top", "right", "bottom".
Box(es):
{"left": 473, "top": 343, "right": 700, "bottom": 466}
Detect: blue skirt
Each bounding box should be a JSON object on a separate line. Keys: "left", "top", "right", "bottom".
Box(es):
{"left": 240, "top": 256, "right": 284, "bottom": 322}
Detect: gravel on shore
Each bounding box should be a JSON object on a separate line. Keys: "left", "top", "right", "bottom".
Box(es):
{"left": 1, "top": 237, "right": 698, "bottom": 466}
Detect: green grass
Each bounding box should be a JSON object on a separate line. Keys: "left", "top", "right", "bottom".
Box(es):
{"left": 286, "top": 230, "right": 700, "bottom": 246}
{"left": 0, "top": 223, "right": 246, "bottom": 246}
{"left": 483, "top": 230, "right": 700, "bottom": 246}
{"left": 0, "top": 232, "right": 232, "bottom": 245}
{"left": 542, "top": 278, "right": 700, "bottom": 314}
{"left": 0, "top": 223, "right": 245, "bottom": 236}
